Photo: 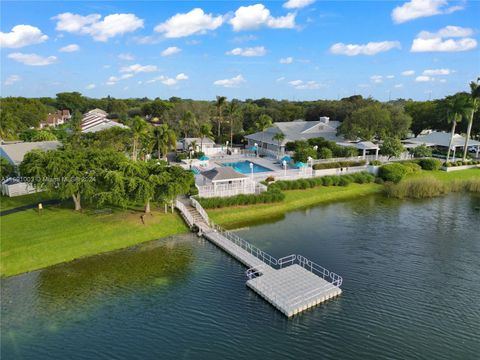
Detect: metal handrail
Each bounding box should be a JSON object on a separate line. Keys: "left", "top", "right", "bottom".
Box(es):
{"left": 297, "top": 255, "right": 343, "bottom": 287}
{"left": 175, "top": 199, "right": 194, "bottom": 227}
{"left": 190, "top": 196, "right": 209, "bottom": 225}
{"left": 278, "top": 254, "right": 296, "bottom": 268}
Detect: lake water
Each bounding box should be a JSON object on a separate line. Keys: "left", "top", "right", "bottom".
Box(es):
{"left": 2, "top": 193, "right": 480, "bottom": 359}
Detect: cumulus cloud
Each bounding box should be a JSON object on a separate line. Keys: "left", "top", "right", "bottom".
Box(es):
{"left": 120, "top": 64, "right": 158, "bottom": 73}
{"left": 59, "top": 44, "right": 80, "bottom": 52}
{"left": 283, "top": 0, "right": 315, "bottom": 9}
{"left": 118, "top": 53, "right": 134, "bottom": 60}
{"left": 213, "top": 74, "right": 245, "bottom": 88}
{"left": 330, "top": 41, "right": 400, "bottom": 56}
{"left": 370, "top": 75, "right": 383, "bottom": 83}
{"left": 8, "top": 52, "right": 57, "bottom": 66}
{"left": 230, "top": 4, "right": 295, "bottom": 31}
{"left": 415, "top": 75, "right": 434, "bottom": 82}
{"left": 279, "top": 56, "right": 293, "bottom": 64}
{"left": 0, "top": 25, "right": 48, "bottom": 48}
{"left": 401, "top": 70, "right": 415, "bottom": 76}
{"left": 386, "top": 75, "right": 395, "bottom": 79}
{"left": 154, "top": 8, "right": 223, "bottom": 38}
{"left": 423, "top": 68, "right": 451, "bottom": 75}
{"left": 4, "top": 75, "right": 21, "bottom": 85}
{"left": 392, "top": 0, "right": 464, "bottom": 24}
{"left": 146, "top": 73, "right": 189, "bottom": 86}
{"left": 106, "top": 73, "right": 134, "bottom": 85}
{"left": 85, "top": 83, "right": 96, "bottom": 89}
{"left": 288, "top": 79, "right": 321, "bottom": 89}
{"left": 161, "top": 46, "right": 182, "bottom": 56}
{"left": 411, "top": 26, "right": 477, "bottom": 52}
{"left": 53, "top": 12, "right": 144, "bottom": 41}
{"left": 226, "top": 46, "right": 266, "bottom": 56}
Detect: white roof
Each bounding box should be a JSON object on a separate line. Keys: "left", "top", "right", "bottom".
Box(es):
{"left": 0, "top": 141, "right": 61, "bottom": 165}
{"left": 404, "top": 132, "right": 480, "bottom": 148}
{"left": 82, "top": 120, "right": 129, "bottom": 133}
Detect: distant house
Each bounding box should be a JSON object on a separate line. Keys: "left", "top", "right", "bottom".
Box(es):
{"left": 81, "top": 109, "right": 128, "bottom": 133}
{"left": 180, "top": 137, "right": 216, "bottom": 152}
{"left": 0, "top": 141, "right": 61, "bottom": 167}
{"left": 40, "top": 110, "right": 71, "bottom": 129}
{"left": 245, "top": 117, "right": 342, "bottom": 154}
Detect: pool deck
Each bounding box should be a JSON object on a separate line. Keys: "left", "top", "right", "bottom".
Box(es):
{"left": 176, "top": 197, "right": 343, "bottom": 318}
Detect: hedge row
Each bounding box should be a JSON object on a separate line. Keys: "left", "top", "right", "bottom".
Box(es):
{"left": 312, "top": 160, "right": 366, "bottom": 170}
{"left": 444, "top": 160, "right": 480, "bottom": 167}
{"left": 269, "top": 171, "right": 375, "bottom": 190}
{"left": 197, "top": 188, "right": 285, "bottom": 209}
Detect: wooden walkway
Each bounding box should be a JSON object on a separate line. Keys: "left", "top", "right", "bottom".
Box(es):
{"left": 175, "top": 197, "right": 343, "bottom": 317}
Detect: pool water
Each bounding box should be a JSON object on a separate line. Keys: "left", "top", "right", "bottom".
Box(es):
{"left": 222, "top": 161, "right": 272, "bottom": 174}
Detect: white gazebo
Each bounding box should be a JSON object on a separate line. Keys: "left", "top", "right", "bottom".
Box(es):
{"left": 337, "top": 141, "right": 379, "bottom": 159}
{"left": 197, "top": 167, "right": 258, "bottom": 198}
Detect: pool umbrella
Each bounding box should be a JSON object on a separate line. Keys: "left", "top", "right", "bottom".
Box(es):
{"left": 249, "top": 146, "right": 258, "bottom": 151}
{"left": 281, "top": 155, "right": 291, "bottom": 162}
{"left": 295, "top": 162, "right": 306, "bottom": 168}
{"left": 199, "top": 155, "right": 209, "bottom": 161}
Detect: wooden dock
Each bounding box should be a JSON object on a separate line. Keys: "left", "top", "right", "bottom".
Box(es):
{"left": 176, "top": 197, "right": 343, "bottom": 317}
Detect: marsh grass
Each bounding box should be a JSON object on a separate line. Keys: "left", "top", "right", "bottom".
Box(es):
{"left": 384, "top": 177, "right": 480, "bottom": 199}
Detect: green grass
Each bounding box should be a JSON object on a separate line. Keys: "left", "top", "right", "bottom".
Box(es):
{"left": 408, "top": 168, "right": 479, "bottom": 182}
{"left": 0, "top": 192, "right": 56, "bottom": 211}
{"left": 0, "top": 204, "right": 189, "bottom": 277}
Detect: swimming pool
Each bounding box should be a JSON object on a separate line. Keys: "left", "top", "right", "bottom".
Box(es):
{"left": 222, "top": 161, "right": 273, "bottom": 174}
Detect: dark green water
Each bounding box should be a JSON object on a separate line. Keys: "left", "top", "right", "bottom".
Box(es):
{"left": 1, "top": 194, "right": 480, "bottom": 359}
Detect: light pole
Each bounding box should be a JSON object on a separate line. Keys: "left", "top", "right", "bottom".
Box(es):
{"left": 254, "top": 143, "right": 258, "bottom": 157}
{"left": 307, "top": 156, "right": 312, "bottom": 175}
{"left": 249, "top": 162, "right": 254, "bottom": 180}
{"left": 313, "top": 145, "right": 318, "bottom": 152}
{"left": 282, "top": 160, "right": 287, "bottom": 177}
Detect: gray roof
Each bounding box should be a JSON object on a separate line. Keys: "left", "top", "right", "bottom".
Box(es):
{"left": 201, "top": 167, "right": 247, "bottom": 182}
{"left": 404, "top": 132, "right": 480, "bottom": 148}
{"left": 0, "top": 141, "right": 61, "bottom": 165}
{"left": 183, "top": 137, "right": 215, "bottom": 145}
{"left": 245, "top": 120, "right": 342, "bottom": 145}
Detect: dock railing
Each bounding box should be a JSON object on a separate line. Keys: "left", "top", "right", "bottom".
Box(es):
{"left": 175, "top": 199, "right": 194, "bottom": 227}
{"left": 190, "top": 196, "right": 209, "bottom": 225}
{"left": 297, "top": 255, "right": 343, "bottom": 287}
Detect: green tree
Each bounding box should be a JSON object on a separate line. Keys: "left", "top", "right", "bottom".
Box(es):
{"left": 141, "top": 99, "right": 173, "bottom": 121}
{"left": 0, "top": 157, "right": 15, "bottom": 178}
{"left": 463, "top": 79, "right": 480, "bottom": 161}
{"left": 153, "top": 124, "right": 177, "bottom": 160}
{"left": 199, "top": 123, "right": 213, "bottom": 152}
{"left": 410, "top": 144, "right": 432, "bottom": 158}
{"left": 318, "top": 147, "right": 333, "bottom": 159}
{"left": 56, "top": 92, "right": 88, "bottom": 113}
{"left": 129, "top": 116, "right": 149, "bottom": 161}
{"left": 339, "top": 104, "right": 390, "bottom": 141}
{"left": 226, "top": 100, "right": 241, "bottom": 147}
{"left": 31, "top": 130, "right": 57, "bottom": 142}
{"left": 444, "top": 94, "right": 471, "bottom": 162}
{"left": 215, "top": 96, "right": 227, "bottom": 140}
{"left": 405, "top": 101, "right": 437, "bottom": 137}
{"left": 179, "top": 111, "right": 197, "bottom": 139}
{"left": 380, "top": 137, "right": 405, "bottom": 159}
{"left": 272, "top": 131, "right": 285, "bottom": 156}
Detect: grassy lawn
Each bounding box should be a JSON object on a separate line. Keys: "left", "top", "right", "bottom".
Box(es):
{"left": 208, "top": 168, "right": 480, "bottom": 229}
{"left": 0, "top": 192, "right": 57, "bottom": 211}
{"left": 0, "top": 204, "right": 189, "bottom": 277}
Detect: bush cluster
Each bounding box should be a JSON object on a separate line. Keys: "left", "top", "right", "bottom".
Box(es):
{"left": 417, "top": 158, "right": 442, "bottom": 170}
{"left": 313, "top": 160, "right": 366, "bottom": 170}
{"left": 443, "top": 160, "right": 480, "bottom": 167}
{"left": 369, "top": 160, "right": 382, "bottom": 166}
{"left": 378, "top": 163, "right": 409, "bottom": 183}
{"left": 270, "top": 171, "right": 375, "bottom": 190}
{"left": 197, "top": 188, "right": 285, "bottom": 209}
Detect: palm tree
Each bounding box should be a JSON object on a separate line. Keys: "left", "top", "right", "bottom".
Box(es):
{"left": 153, "top": 124, "right": 176, "bottom": 160}
{"left": 179, "top": 111, "right": 197, "bottom": 139}
{"left": 445, "top": 94, "right": 470, "bottom": 163}
{"left": 272, "top": 131, "right": 285, "bottom": 157}
{"left": 129, "top": 116, "right": 149, "bottom": 161}
{"left": 199, "top": 122, "right": 213, "bottom": 153}
{"left": 463, "top": 78, "right": 480, "bottom": 161}
{"left": 255, "top": 114, "right": 273, "bottom": 154}
{"left": 215, "top": 96, "right": 227, "bottom": 140}
{"left": 226, "top": 101, "right": 240, "bottom": 149}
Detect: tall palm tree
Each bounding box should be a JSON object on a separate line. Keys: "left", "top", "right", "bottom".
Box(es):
{"left": 273, "top": 131, "right": 285, "bottom": 157}
{"left": 129, "top": 116, "right": 149, "bottom": 161}
{"left": 153, "top": 124, "right": 176, "bottom": 160}
{"left": 199, "top": 122, "right": 213, "bottom": 153}
{"left": 463, "top": 78, "right": 480, "bottom": 161}
{"left": 445, "top": 94, "right": 470, "bottom": 163}
{"left": 215, "top": 96, "right": 227, "bottom": 140}
{"left": 255, "top": 114, "right": 273, "bottom": 154}
{"left": 226, "top": 101, "right": 240, "bottom": 149}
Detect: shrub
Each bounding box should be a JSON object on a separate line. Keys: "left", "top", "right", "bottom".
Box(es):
{"left": 410, "top": 144, "right": 432, "bottom": 158}
{"left": 318, "top": 147, "right": 333, "bottom": 159}
{"left": 338, "top": 177, "right": 351, "bottom": 186}
{"left": 313, "top": 160, "right": 366, "bottom": 170}
{"left": 369, "top": 160, "right": 382, "bottom": 166}
{"left": 378, "top": 163, "right": 408, "bottom": 183}
{"left": 401, "top": 162, "right": 422, "bottom": 174}
{"left": 417, "top": 158, "right": 442, "bottom": 171}
{"left": 197, "top": 188, "right": 285, "bottom": 209}
{"left": 374, "top": 177, "right": 384, "bottom": 184}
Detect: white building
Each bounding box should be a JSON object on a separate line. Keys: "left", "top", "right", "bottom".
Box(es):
{"left": 81, "top": 109, "right": 129, "bottom": 133}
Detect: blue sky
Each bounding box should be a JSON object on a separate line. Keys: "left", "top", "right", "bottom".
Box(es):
{"left": 1, "top": 0, "right": 479, "bottom": 101}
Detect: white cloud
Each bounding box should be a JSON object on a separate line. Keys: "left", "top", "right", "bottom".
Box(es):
{"left": 415, "top": 75, "right": 434, "bottom": 82}
{"left": 53, "top": 12, "right": 144, "bottom": 41}
{"left": 85, "top": 83, "right": 96, "bottom": 89}
{"left": 106, "top": 73, "right": 134, "bottom": 85}
{"left": 330, "top": 41, "right": 400, "bottom": 56}
{"left": 401, "top": 70, "right": 415, "bottom": 76}
{"left": 0, "top": 25, "right": 48, "bottom": 48}
{"left": 283, "top": 0, "right": 315, "bottom": 9}
{"left": 386, "top": 75, "right": 395, "bottom": 79}
{"left": 279, "top": 56, "right": 293, "bottom": 64}
{"left": 146, "top": 73, "right": 189, "bottom": 86}
{"left": 276, "top": 76, "right": 286, "bottom": 82}
{"left": 423, "top": 68, "right": 451, "bottom": 75}
{"left": 213, "top": 74, "right": 245, "bottom": 88}
{"left": 4, "top": 75, "right": 21, "bottom": 85}
{"left": 161, "top": 46, "right": 182, "bottom": 56}
{"left": 370, "top": 75, "right": 383, "bottom": 83}
{"left": 120, "top": 64, "right": 158, "bottom": 73}
{"left": 411, "top": 26, "right": 477, "bottom": 52}
{"left": 391, "top": 0, "right": 464, "bottom": 24}
{"left": 8, "top": 52, "right": 57, "bottom": 66}
{"left": 118, "top": 53, "right": 134, "bottom": 61}
{"left": 288, "top": 79, "right": 321, "bottom": 89}
{"left": 230, "top": 4, "right": 295, "bottom": 31}
{"left": 226, "top": 46, "right": 266, "bottom": 57}
{"left": 59, "top": 44, "right": 80, "bottom": 52}
{"left": 154, "top": 8, "right": 223, "bottom": 38}
{"left": 231, "top": 34, "right": 257, "bottom": 43}
{"left": 394, "top": 84, "right": 404, "bottom": 88}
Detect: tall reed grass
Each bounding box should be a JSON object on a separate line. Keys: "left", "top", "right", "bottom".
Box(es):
{"left": 384, "top": 177, "right": 480, "bottom": 199}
